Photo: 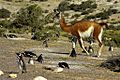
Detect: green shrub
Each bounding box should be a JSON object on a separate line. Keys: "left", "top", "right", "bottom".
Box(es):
{"left": 4, "top": 0, "right": 12, "bottom": 2}
{"left": 0, "top": 20, "right": 12, "bottom": 28}
{"left": 69, "top": 0, "right": 97, "bottom": 12}
{"left": 14, "top": 4, "right": 43, "bottom": 29}
{"left": 103, "top": 30, "right": 120, "bottom": 47}
{"left": 0, "top": 8, "right": 11, "bottom": 18}
{"left": 44, "top": 12, "right": 56, "bottom": 23}
{"left": 4, "top": 0, "right": 23, "bottom": 2}
{"left": 0, "top": 28, "right": 6, "bottom": 37}
{"left": 107, "top": 0, "right": 112, "bottom": 2}
{"left": 108, "top": 24, "right": 120, "bottom": 30}
{"left": 31, "top": 0, "right": 48, "bottom": 1}
{"left": 34, "top": 29, "right": 58, "bottom": 40}
{"left": 94, "top": 8, "right": 117, "bottom": 20}
{"left": 58, "top": 1, "right": 70, "bottom": 12}
{"left": 0, "top": 4, "right": 60, "bottom": 41}
{"left": 95, "top": 12, "right": 109, "bottom": 19}
{"left": 112, "top": 37, "right": 120, "bottom": 47}
{"left": 84, "top": 15, "right": 95, "bottom": 19}
{"left": 79, "top": 1, "right": 97, "bottom": 10}
{"left": 81, "top": 9, "right": 94, "bottom": 15}
{"left": 34, "top": 30, "right": 45, "bottom": 40}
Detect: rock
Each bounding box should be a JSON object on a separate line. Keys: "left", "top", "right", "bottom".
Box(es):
{"left": 43, "top": 66, "right": 53, "bottom": 71}
{"left": 33, "top": 76, "right": 47, "bottom": 80}
{"left": 54, "top": 67, "right": 63, "bottom": 73}
{"left": 0, "top": 70, "right": 4, "bottom": 76}
{"left": 9, "top": 74, "right": 17, "bottom": 78}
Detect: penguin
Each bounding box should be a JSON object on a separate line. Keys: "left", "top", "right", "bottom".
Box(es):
{"left": 36, "top": 54, "right": 44, "bottom": 63}
{"left": 58, "top": 62, "right": 70, "bottom": 69}
{"left": 16, "top": 52, "right": 27, "bottom": 73}
{"left": 28, "top": 58, "right": 34, "bottom": 65}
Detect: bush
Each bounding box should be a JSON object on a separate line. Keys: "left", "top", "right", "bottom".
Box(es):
{"left": 79, "top": 1, "right": 97, "bottom": 10}
{"left": 0, "top": 4, "right": 60, "bottom": 41}
{"left": 108, "top": 24, "right": 120, "bottom": 30}
{"left": 0, "top": 8, "right": 11, "bottom": 18}
{"left": 14, "top": 4, "right": 43, "bottom": 29}
{"left": 70, "top": 4, "right": 80, "bottom": 12}
{"left": 12, "top": 4, "right": 59, "bottom": 40}
{"left": 4, "top": 0, "right": 23, "bottom": 2}
{"left": 103, "top": 30, "right": 120, "bottom": 47}
{"left": 44, "top": 12, "right": 56, "bottom": 23}
{"left": 34, "top": 29, "right": 58, "bottom": 40}
{"left": 69, "top": 0, "right": 97, "bottom": 12}
{"left": 112, "top": 37, "right": 120, "bottom": 47}
{"left": 58, "top": 1, "right": 70, "bottom": 12}
{"left": 81, "top": 9, "right": 94, "bottom": 15}
{"left": 107, "top": 0, "right": 112, "bottom": 2}
{"left": 0, "top": 28, "right": 6, "bottom": 37}
{"left": 94, "top": 8, "right": 118, "bottom": 20}
{"left": 4, "top": 0, "right": 12, "bottom": 2}
{"left": 31, "top": 0, "right": 48, "bottom": 1}
{"left": 111, "top": 9, "right": 118, "bottom": 14}
{"left": 0, "top": 20, "right": 12, "bottom": 28}
{"left": 95, "top": 12, "right": 109, "bottom": 19}
{"left": 84, "top": 15, "right": 95, "bottom": 19}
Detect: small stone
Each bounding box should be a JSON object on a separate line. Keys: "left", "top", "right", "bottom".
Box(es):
{"left": 9, "top": 74, "right": 17, "bottom": 78}
{"left": 0, "top": 70, "right": 4, "bottom": 76}
{"left": 33, "top": 76, "right": 47, "bottom": 80}
{"left": 54, "top": 67, "right": 63, "bottom": 73}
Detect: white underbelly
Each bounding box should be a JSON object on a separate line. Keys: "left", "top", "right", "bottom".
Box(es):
{"left": 78, "top": 26, "right": 94, "bottom": 38}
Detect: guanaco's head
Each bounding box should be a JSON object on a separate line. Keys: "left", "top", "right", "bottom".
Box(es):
{"left": 53, "top": 9, "right": 64, "bottom": 20}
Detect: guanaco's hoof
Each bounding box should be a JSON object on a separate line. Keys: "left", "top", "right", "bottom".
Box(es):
{"left": 92, "top": 55, "right": 99, "bottom": 57}
{"left": 70, "top": 48, "right": 77, "bottom": 57}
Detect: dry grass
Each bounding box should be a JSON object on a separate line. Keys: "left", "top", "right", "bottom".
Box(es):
{"left": 0, "top": 37, "right": 120, "bottom": 80}
{"left": 0, "top": 0, "right": 120, "bottom": 80}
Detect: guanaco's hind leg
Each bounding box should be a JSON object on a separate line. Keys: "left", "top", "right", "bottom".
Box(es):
{"left": 93, "top": 27, "right": 104, "bottom": 57}
{"left": 97, "top": 38, "right": 103, "bottom": 57}
{"left": 96, "top": 31, "right": 103, "bottom": 57}
{"left": 78, "top": 38, "right": 90, "bottom": 55}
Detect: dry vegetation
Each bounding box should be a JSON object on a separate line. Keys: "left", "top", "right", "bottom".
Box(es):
{"left": 0, "top": 0, "right": 120, "bottom": 80}
{"left": 0, "top": 37, "right": 120, "bottom": 80}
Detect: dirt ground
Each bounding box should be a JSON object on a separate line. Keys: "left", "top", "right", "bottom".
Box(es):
{"left": 0, "top": 37, "right": 120, "bottom": 80}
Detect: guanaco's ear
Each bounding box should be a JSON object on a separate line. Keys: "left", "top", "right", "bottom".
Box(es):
{"left": 60, "top": 12, "right": 65, "bottom": 19}
{"left": 53, "top": 9, "right": 60, "bottom": 19}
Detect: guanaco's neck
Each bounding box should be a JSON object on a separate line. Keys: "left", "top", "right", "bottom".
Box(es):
{"left": 60, "top": 14, "right": 72, "bottom": 33}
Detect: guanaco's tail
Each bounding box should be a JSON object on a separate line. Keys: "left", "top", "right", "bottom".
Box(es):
{"left": 99, "top": 22, "right": 108, "bottom": 27}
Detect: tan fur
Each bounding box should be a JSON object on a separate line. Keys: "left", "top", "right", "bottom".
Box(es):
{"left": 59, "top": 13, "right": 107, "bottom": 57}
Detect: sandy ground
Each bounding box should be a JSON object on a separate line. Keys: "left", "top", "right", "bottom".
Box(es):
{"left": 0, "top": 0, "right": 120, "bottom": 80}
{"left": 0, "top": 37, "right": 120, "bottom": 80}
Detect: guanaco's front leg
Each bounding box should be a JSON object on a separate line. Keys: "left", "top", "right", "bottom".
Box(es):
{"left": 78, "top": 38, "right": 90, "bottom": 55}
{"left": 70, "top": 36, "right": 77, "bottom": 57}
